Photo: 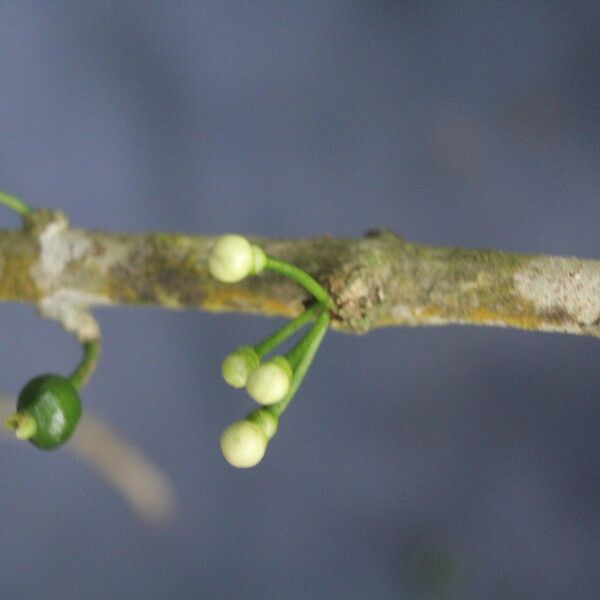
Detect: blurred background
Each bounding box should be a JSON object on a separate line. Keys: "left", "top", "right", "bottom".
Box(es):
{"left": 1, "top": 2, "right": 600, "bottom": 599}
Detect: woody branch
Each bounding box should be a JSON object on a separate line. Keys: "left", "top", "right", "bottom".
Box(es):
{"left": 0, "top": 209, "right": 599, "bottom": 340}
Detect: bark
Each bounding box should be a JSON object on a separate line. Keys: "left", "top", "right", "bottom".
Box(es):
{"left": 1, "top": 210, "right": 599, "bottom": 339}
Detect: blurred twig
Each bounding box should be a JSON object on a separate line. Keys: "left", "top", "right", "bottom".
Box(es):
{"left": 0, "top": 396, "right": 177, "bottom": 525}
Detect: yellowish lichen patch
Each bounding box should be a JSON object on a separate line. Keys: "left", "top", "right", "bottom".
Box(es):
{"left": 0, "top": 240, "right": 41, "bottom": 301}
{"left": 201, "top": 286, "right": 297, "bottom": 318}
{"left": 466, "top": 306, "right": 540, "bottom": 330}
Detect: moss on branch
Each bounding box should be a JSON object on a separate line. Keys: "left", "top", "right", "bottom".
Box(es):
{"left": 1, "top": 210, "right": 600, "bottom": 339}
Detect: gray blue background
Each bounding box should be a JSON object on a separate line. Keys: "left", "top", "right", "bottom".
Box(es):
{"left": 1, "top": 2, "right": 600, "bottom": 599}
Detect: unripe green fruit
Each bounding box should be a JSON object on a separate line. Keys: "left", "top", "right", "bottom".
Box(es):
{"left": 15, "top": 374, "right": 82, "bottom": 450}
{"left": 246, "top": 356, "right": 292, "bottom": 406}
{"left": 221, "top": 346, "right": 260, "bottom": 388}
{"left": 220, "top": 420, "right": 268, "bottom": 468}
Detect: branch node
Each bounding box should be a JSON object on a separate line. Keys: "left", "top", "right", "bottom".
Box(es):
{"left": 26, "top": 209, "right": 108, "bottom": 342}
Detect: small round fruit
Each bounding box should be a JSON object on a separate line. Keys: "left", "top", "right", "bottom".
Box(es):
{"left": 220, "top": 420, "right": 268, "bottom": 468}
{"left": 16, "top": 374, "right": 82, "bottom": 450}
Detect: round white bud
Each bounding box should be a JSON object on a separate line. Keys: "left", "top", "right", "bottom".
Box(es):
{"left": 220, "top": 420, "right": 268, "bottom": 468}
{"left": 246, "top": 357, "right": 292, "bottom": 406}
{"left": 208, "top": 235, "right": 266, "bottom": 283}
{"left": 208, "top": 235, "right": 253, "bottom": 282}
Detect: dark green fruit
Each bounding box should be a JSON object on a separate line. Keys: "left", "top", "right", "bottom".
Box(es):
{"left": 17, "top": 374, "right": 82, "bottom": 450}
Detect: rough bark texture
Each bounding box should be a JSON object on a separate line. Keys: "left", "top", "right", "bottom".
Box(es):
{"left": 1, "top": 210, "right": 600, "bottom": 339}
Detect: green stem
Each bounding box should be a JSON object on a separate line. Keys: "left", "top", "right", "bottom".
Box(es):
{"left": 254, "top": 304, "right": 318, "bottom": 358}
{"left": 285, "top": 308, "right": 328, "bottom": 370}
{"left": 265, "top": 256, "right": 332, "bottom": 307}
{"left": 69, "top": 339, "right": 101, "bottom": 389}
{"left": 269, "top": 310, "right": 330, "bottom": 417}
{"left": 0, "top": 191, "right": 32, "bottom": 217}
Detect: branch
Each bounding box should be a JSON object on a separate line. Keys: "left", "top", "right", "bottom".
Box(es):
{"left": 1, "top": 210, "right": 599, "bottom": 339}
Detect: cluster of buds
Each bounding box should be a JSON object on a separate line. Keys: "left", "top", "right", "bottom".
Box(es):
{"left": 209, "top": 234, "right": 332, "bottom": 468}
{"left": 1, "top": 190, "right": 332, "bottom": 464}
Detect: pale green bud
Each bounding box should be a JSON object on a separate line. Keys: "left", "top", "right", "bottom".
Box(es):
{"left": 246, "top": 408, "right": 279, "bottom": 439}
{"left": 208, "top": 235, "right": 266, "bottom": 283}
{"left": 221, "top": 346, "right": 260, "bottom": 388}
{"left": 220, "top": 420, "right": 268, "bottom": 468}
{"left": 246, "top": 356, "right": 292, "bottom": 406}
